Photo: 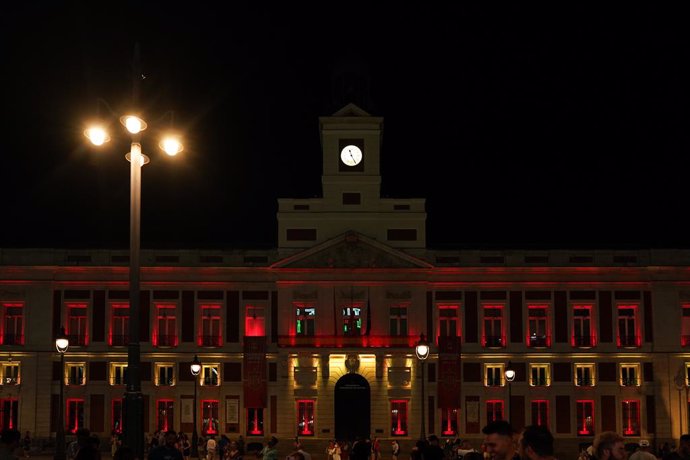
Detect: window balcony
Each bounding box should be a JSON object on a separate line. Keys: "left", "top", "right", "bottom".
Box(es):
{"left": 482, "top": 335, "right": 505, "bottom": 348}
{"left": 529, "top": 376, "right": 550, "bottom": 386}
{"left": 576, "top": 377, "right": 594, "bottom": 386}
{"left": 67, "top": 376, "right": 85, "bottom": 386}
{"left": 527, "top": 334, "right": 551, "bottom": 348}
{"left": 1, "top": 333, "right": 24, "bottom": 345}
{"left": 620, "top": 377, "right": 640, "bottom": 387}
{"left": 485, "top": 377, "right": 504, "bottom": 387}
{"left": 573, "top": 335, "right": 595, "bottom": 348}
{"left": 617, "top": 335, "right": 641, "bottom": 348}
{"left": 155, "top": 334, "right": 178, "bottom": 347}
{"left": 3, "top": 376, "right": 19, "bottom": 385}
{"left": 198, "top": 335, "right": 223, "bottom": 347}
{"left": 110, "top": 334, "right": 129, "bottom": 347}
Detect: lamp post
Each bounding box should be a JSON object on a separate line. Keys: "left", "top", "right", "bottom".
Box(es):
{"left": 504, "top": 362, "right": 515, "bottom": 425}
{"left": 415, "top": 333, "right": 430, "bottom": 440}
{"left": 190, "top": 355, "right": 202, "bottom": 458}
{"left": 84, "top": 46, "right": 183, "bottom": 460}
{"left": 54, "top": 327, "right": 69, "bottom": 460}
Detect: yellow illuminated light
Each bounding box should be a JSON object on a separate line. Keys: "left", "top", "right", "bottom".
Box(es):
{"left": 84, "top": 126, "right": 110, "bottom": 146}
{"left": 121, "top": 115, "right": 147, "bottom": 134}
{"left": 160, "top": 136, "right": 183, "bottom": 156}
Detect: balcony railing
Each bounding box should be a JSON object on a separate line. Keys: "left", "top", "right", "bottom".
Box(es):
{"left": 3, "top": 377, "right": 19, "bottom": 385}
{"left": 155, "top": 334, "right": 178, "bottom": 347}
{"left": 528, "top": 334, "right": 551, "bottom": 348}
{"left": 576, "top": 377, "right": 594, "bottom": 386}
{"left": 67, "top": 334, "right": 87, "bottom": 346}
{"left": 199, "top": 335, "right": 223, "bottom": 347}
{"left": 202, "top": 377, "right": 219, "bottom": 386}
{"left": 530, "top": 377, "right": 551, "bottom": 386}
{"left": 277, "top": 335, "right": 416, "bottom": 348}
{"left": 573, "top": 335, "right": 594, "bottom": 348}
{"left": 620, "top": 377, "right": 640, "bottom": 387}
{"left": 483, "top": 335, "right": 505, "bottom": 348}
{"left": 618, "top": 335, "right": 640, "bottom": 348}
{"left": 485, "top": 377, "right": 504, "bottom": 387}
{"left": 1, "top": 333, "right": 24, "bottom": 345}
{"left": 110, "top": 334, "right": 129, "bottom": 346}
{"left": 67, "top": 376, "right": 85, "bottom": 385}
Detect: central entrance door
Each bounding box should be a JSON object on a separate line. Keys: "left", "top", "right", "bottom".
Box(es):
{"left": 335, "top": 373, "right": 371, "bottom": 441}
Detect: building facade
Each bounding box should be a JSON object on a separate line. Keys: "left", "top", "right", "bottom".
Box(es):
{"left": 2, "top": 104, "right": 690, "bottom": 456}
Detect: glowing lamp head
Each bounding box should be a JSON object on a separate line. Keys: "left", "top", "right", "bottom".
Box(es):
{"left": 84, "top": 126, "right": 110, "bottom": 146}
{"left": 55, "top": 326, "right": 69, "bottom": 353}
{"left": 190, "top": 355, "right": 202, "bottom": 376}
{"left": 160, "top": 136, "right": 183, "bottom": 156}
{"left": 120, "top": 115, "right": 148, "bottom": 134}
{"left": 415, "top": 333, "right": 430, "bottom": 360}
{"left": 505, "top": 365, "right": 516, "bottom": 382}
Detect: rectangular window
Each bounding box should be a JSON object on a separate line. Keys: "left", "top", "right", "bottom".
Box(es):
{"left": 342, "top": 304, "right": 364, "bottom": 336}
{"left": 576, "top": 400, "right": 595, "bottom": 436}
{"left": 247, "top": 408, "right": 264, "bottom": 436}
{"left": 245, "top": 305, "right": 266, "bottom": 337}
{"left": 295, "top": 305, "right": 316, "bottom": 336}
{"left": 110, "top": 303, "right": 130, "bottom": 346}
{"left": 575, "top": 364, "right": 596, "bottom": 387}
{"left": 155, "top": 304, "right": 178, "bottom": 347}
{"left": 622, "top": 400, "right": 641, "bottom": 436}
{"left": 297, "top": 400, "right": 315, "bottom": 436}
{"left": 486, "top": 400, "right": 504, "bottom": 424}
{"left": 1, "top": 363, "right": 20, "bottom": 385}
{"left": 620, "top": 364, "right": 640, "bottom": 387}
{"left": 438, "top": 305, "right": 459, "bottom": 337}
{"left": 529, "top": 364, "right": 550, "bottom": 387}
{"left": 155, "top": 364, "right": 175, "bottom": 386}
{"left": 572, "top": 304, "right": 595, "bottom": 347}
{"left": 110, "top": 363, "right": 128, "bottom": 386}
{"left": 441, "top": 408, "right": 458, "bottom": 436}
{"left": 199, "top": 304, "right": 222, "bottom": 347}
{"left": 682, "top": 304, "right": 690, "bottom": 347}
{"left": 67, "top": 399, "right": 85, "bottom": 433}
{"left": 391, "top": 400, "right": 408, "bottom": 436}
{"left": 390, "top": 306, "right": 408, "bottom": 337}
{"left": 482, "top": 305, "right": 504, "bottom": 348}
{"left": 485, "top": 364, "right": 505, "bottom": 387}
{"left": 531, "top": 400, "right": 549, "bottom": 428}
{"left": 202, "top": 400, "right": 219, "bottom": 435}
{"left": 617, "top": 305, "right": 640, "bottom": 348}
{"left": 1, "top": 302, "right": 24, "bottom": 345}
{"left": 66, "top": 363, "right": 86, "bottom": 386}
{"left": 527, "top": 305, "right": 550, "bottom": 348}
{"left": 67, "top": 303, "right": 88, "bottom": 346}
{"left": 0, "top": 398, "right": 18, "bottom": 430}
{"left": 156, "top": 400, "right": 174, "bottom": 432}
{"left": 112, "top": 399, "right": 123, "bottom": 434}
{"left": 201, "top": 364, "right": 220, "bottom": 386}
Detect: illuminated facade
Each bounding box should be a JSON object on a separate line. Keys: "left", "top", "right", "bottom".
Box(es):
{"left": 2, "top": 104, "right": 690, "bottom": 456}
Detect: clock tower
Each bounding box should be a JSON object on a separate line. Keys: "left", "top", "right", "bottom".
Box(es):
{"left": 277, "top": 103, "right": 426, "bottom": 254}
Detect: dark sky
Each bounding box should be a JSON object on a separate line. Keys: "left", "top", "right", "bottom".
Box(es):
{"left": 1, "top": 4, "right": 688, "bottom": 251}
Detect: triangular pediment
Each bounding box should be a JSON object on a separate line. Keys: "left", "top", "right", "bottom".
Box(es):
{"left": 272, "top": 232, "right": 433, "bottom": 269}
{"left": 331, "top": 103, "right": 371, "bottom": 117}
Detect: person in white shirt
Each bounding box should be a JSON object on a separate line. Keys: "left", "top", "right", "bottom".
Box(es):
{"left": 629, "top": 440, "right": 657, "bottom": 460}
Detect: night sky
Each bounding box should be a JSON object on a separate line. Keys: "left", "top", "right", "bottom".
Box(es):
{"left": 1, "top": 4, "right": 688, "bottom": 251}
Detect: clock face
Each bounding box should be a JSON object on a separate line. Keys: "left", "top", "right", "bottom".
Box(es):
{"left": 340, "top": 145, "right": 363, "bottom": 166}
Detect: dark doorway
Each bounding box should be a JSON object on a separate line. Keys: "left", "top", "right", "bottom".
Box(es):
{"left": 335, "top": 373, "right": 371, "bottom": 442}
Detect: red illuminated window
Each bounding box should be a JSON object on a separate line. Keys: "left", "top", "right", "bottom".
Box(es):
{"left": 295, "top": 304, "right": 316, "bottom": 336}
{"left": 297, "top": 400, "right": 315, "bottom": 436}
{"left": 0, "top": 398, "right": 18, "bottom": 430}
{"left": 527, "top": 305, "right": 550, "bottom": 348}
{"left": 622, "top": 400, "right": 640, "bottom": 436}
{"left": 572, "top": 304, "right": 595, "bottom": 348}
{"left": 531, "top": 400, "right": 549, "bottom": 428}
{"left": 200, "top": 304, "right": 222, "bottom": 347}
{"left": 67, "top": 399, "right": 85, "bottom": 433}
{"left": 576, "top": 400, "right": 595, "bottom": 435}
{"left": 157, "top": 400, "right": 174, "bottom": 432}
{"left": 110, "top": 303, "right": 129, "bottom": 346}
{"left": 247, "top": 408, "right": 264, "bottom": 435}
{"left": 342, "top": 303, "right": 364, "bottom": 336}
{"left": 438, "top": 305, "right": 458, "bottom": 338}
{"left": 617, "top": 305, "right": 640, "bottom": 348}
{"left": 112, "top": 399, "right": 123, "bottom": 433}
{"left": 155, "top": 304, "right": 178, "bottom": 347}
{"left": 1, "top": 302, "right": 24, "bottom": 345}
{"left": 202, "top": 400, "right": 219, "bottom": 435}
{"left": 682, "top": 304, "right": 690, "bottom": 347}
{"left": 67, "top": 303, "right": 88, "bottom": 346}
{"left": 441, "top": 408, "right": 458, "bottom": 436}
{"left": 482, "top": 306, "right": 504, "bottom": 348}
{"left": 245, "top": 305, "right": 265, "bottom": 337}
{"left": 390, "top": 400, "right": 408, "bottom": 436}
{"left": 487, "top": 400, "right": 504, "bottom": 423}
{"left": 390, "top": 305, "right": 408, "bottom": 336}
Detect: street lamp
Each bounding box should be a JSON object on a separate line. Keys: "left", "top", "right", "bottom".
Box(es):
{"left": 190, "top": 355, "right": 202, "bottom": 458}
{"left": 83, "top": 46, "right": 184, "bottom": 460}
{"left": 504, "top": 362, "right": 515, "bottom": 425}
{"left": 54, "top": 327, "right": 69, "bottom": 460}
{"left": 415, "top": 333, "right": 430, "bottom": 440}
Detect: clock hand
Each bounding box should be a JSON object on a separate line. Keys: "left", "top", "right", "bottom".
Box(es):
{"left": 349, "top": 150, "right": 356, "bottom": 163}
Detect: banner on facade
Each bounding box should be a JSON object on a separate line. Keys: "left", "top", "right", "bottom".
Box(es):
{"left": 181, "top": 398, "right": 193, "bottom": 423}
{"left": 226, "top": 398, "right": 239, "bottom": 423}
{"left": 243, "top": 336, "right": 267, "bottom": 408}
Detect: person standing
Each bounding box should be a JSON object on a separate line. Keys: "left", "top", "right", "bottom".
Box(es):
{"left": 664, "top": 435, "right": 690, "bottom": 460}
{"left": 21, "top": 432, "right": 31, "bottom": 458}
{"left": 517, "top": 425, "right": 555, "bottom": 460}
{"left": 391, "top": 440, "right": 400, "bottom": 460}
{"left": 149, "top": 431, "right": 184, "bottom": 460}
{"left": 629, "top": 440, "right": 656, "bottom": 460}
{"left": 592, "top": 431, "right": 626, "bottom": 460}
{"left": 1, "top": 429, "right": 21, "bottom": 460}
{"left": 206, "top": 436, "right": 217, "bottom": 460}
{"left": 482, "top": 421, "right": 519, "bottom": 460}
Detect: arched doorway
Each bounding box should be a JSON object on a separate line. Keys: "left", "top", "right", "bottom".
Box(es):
{"left": 335, "top": 373, "right": 371, "bottom": 442}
